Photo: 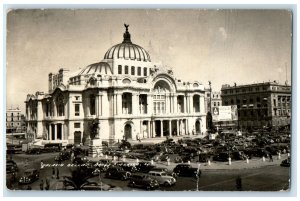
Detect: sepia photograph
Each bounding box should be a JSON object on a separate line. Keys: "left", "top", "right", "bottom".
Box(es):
{"left": 5, "top": 9, "right": 292, "bottom": 192}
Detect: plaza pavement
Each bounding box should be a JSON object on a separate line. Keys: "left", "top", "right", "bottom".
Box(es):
{"left": 86, "top": 133, "right": 289, "bottom": 171}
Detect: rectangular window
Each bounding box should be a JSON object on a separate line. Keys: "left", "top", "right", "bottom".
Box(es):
{"left": 214, "top": 102, "right": 216, "bottom": 106}
{"left": 74, "top": 123, "right": 81, "bottom": 128}
{"left": 125, "top": 66, "right": 129, "bottom": 74}
{"left": 138, "top": 67, "right": 141, "bottom": 76}
{"left": 90, "top": 95, "right": 96, "bottom": 115}
{"left": 75, "top": 104, "right": 80, "bottom": 116}
{"left": 144, "top": 67, "right": 147, "bottom": 76}
{"left": 118, "top": 65, "right": 122, "bottom": 74}
{"left": 131, "top": 66, "right": 135, "bottom": 75}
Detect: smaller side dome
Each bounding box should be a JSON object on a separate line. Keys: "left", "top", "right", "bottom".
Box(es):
{"left": 78, "top": 62, "right": 112, "bottom": 76}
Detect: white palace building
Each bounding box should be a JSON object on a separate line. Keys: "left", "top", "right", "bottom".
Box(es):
{"left": 25, "top": 25, "right": 207, "bottom": 145}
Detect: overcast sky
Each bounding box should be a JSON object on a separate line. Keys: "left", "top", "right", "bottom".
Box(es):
{"left": 6, "top": 9, "right": 292, "bottom": 112}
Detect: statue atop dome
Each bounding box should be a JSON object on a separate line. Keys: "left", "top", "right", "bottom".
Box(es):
{"left": 124, "top": 23, "right": 129, "bottom": 32}
{"left": 123, "top": 23, "right": 132, "bottom": 43}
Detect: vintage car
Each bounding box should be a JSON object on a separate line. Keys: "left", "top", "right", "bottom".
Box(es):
{"left": 105, "top": 166, "right": 131, "bottom": 181}
{"left": 18, "top": 169, "right": 39, "bottom": 184}
{"left": 173, "top": 164, "right": 201, "bottom": 177}
{"left": 148, "top": 170, "right": 176, "bottom": 186}
{"left": 128, "top": 173, "right": 159, "bottom": 190}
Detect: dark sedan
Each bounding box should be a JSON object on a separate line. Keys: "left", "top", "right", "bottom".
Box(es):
{"left": 173, "top": 164, "right": 201, "bottom": 177}
{"left": 18, "top": 169, "right": 39, "bottom": 184}
{"left": 105, "top": 166, "right": 131, "bottom": 181}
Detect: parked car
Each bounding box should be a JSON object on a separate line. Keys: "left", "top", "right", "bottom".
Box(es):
{"left": 173, "top": 164, "right": 201, "bottom": 177}
{"left": 135, "top": 162, "right": 155, "bottom": 173}
{"left": 212, "top": 152, "right": 230, "bottom": 162}
{"left": 148, "top": 170, "right": 176, "bottom": 186}
{"left": 80, "top": 182, "right": 123, "bottom": 191}
{"left": 6, "top": 160, "right": 18, "bottom": 174}
{"left": 280, "top": 158, "right": 291, "bottom": 167}
{"left": 150, "top": 167, "right": 178, "bottom": 178}
{"left": 25, "top": 148, "right": 41, "bottom": 155}
{"left": 43, "top": 143, "right": 61, "bottom": 153}
{"left": 105, "top": 166, "right": 131, "bottom": 181}
{"left": 55, "top": 151, "right": 71, "bottom": 161}
{"left": 128, "top": 173, "right": 159, "bottom": 190}
{"left": 18, "top": 169, "right": 39, "bottom": 184}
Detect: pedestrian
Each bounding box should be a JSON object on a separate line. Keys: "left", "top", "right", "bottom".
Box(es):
{"left": 40, "top": 160, "right": 44, "bottom": 169}
{"left": 236, "top": 175, "right": 242, "bottom": 191}
{"left": 269, "top": 154, "right": 273, "bottom": 162}
{"left": 40, "top": 179, "right": 44, "bottom": 190}
{"left": 56, "top": 167, "right": 60, "bottom": 179}
{"left": 45, "top": 178, "right": 50, "bottom": 190}
{"left": 52, "top": 167, "right": 55, "bottom": 178}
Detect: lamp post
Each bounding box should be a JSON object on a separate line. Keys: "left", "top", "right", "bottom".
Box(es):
{"left": 208, "top": 81, "right": 212, "bottom": 130}
{"left": 234, "top": 82, "right": 240, "bottom": 131}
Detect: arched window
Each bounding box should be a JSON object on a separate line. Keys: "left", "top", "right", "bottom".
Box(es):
{"left": 125, "top": 66, "right": 129, "bottom": 74}
{"left": 143, "top": 67, "right": 147, "bottom": 76}
{"left": 56, "top": 95, "right": 65, "bottom": 116}
{"left": 137, "top": 67, "right": 141, "bottom": 76}
{"left": 131, "top": 66, "right": 135, "bottom": 75}
{"left": 118, "top": 65, "right": 122, "bottom": 74}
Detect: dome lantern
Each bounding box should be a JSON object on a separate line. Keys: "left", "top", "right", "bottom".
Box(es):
{"left": 103, "top": 25, "right": 151, "bottom": 62}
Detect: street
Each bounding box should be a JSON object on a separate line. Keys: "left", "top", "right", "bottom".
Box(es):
{"left": 6, "top": 152, "right": 290, "bottom": 191}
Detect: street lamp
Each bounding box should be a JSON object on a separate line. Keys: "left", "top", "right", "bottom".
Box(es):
{"left": 208, "top": 81, "right": 212, "bottom": 131}
{"left": 234, "top": 82, "right": 240, "bottom": 131}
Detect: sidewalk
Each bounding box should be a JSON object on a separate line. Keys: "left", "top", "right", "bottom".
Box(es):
{"left": 87, "top": 153, "right": 289, "bottom": 171}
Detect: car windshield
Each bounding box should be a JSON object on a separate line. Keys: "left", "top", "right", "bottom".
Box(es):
{"left": 161, "top": 172, "right": 167, "bottom": 176}
{"left": 24, "top": 171, "right": 33, "bottom": 176}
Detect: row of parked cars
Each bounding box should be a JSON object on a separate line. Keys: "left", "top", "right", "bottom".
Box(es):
{"left": 72, "top": 155, "right": 201, "bottom": 190}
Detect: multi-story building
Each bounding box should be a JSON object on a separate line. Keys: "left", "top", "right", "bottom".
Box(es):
{"left": 6, "top": 107, "right": 26, "bottom": 133}
{"left": 25, "top": 25, "right": 207, "bottom": 145}
{"left": 221, "top": 81, "right": 291, "bottom": 130}
{"left": 205, "top": 89, "right": 222, "bottom": 114}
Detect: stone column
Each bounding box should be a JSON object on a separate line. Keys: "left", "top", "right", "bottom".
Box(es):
{"left": 147, "top": 94, "right": 151, "bottom": 115}
{"left": 117, "top": 93, "right": 122, "bottom": 116}
{"left": 184, "top": 96, "right": 187, "bottom": 113}
{"left": 189, "top": 95, "right": 193, "bottom": 113}
{"left": 174, "top": 95, "right": 178, "bottom": 113}
{"left": 169, "top": 120, "right": 172, "bottom": 137}
{"left": 95, "top": 95, "right": 99, "bottom": 116}
{"left": 102, "top": 92, "right": 108, "bottom": 117}
{"left": 132, "top": 93, "right": 137, "bottom": 115}
{"left": 176, "top": 120, "right": 179, "bottom": 136}
{"left": 153, "top": 121, "right": 156, "bottom": 137}
{"left": 49, "top": 124, "right": 52, "bottom": 141}
{"left": 166, "top": 94, "right": 170, "bottom": 114}
{"left": 113, "top": 94, "right": 117, "bottom": 115}
{"left": 160, "top": 120, "right": 163, "bottom": 137}
{"left": 147, "top": 121, "right": 150, "bottom": 138}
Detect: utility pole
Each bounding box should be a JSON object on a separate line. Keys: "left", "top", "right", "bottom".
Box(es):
{"left": 208, "top": 81, "right": 212, "bottom": 130}
{"left": 234, "top": 82, "right": 240, "bottom": 130}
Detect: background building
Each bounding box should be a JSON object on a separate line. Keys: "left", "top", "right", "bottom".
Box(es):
{"left": 25, "top": 26, "right": 207, "bottom": 145}
{"left": 221, "top": 81, "right": 291, "bottom": 130}
{"left": 6, "top": 107, "right": 26, "bottom": 134}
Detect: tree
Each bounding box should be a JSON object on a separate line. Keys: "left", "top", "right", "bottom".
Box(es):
{"left": 89, "top": 118, "right": 99, "bottom": 140}
{"left": 62, "top": 166, "right": 93, "bottom": 190}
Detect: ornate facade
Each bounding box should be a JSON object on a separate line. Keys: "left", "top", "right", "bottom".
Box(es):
{"left": 25, "top": 25, "right": 207, "bottom": 145}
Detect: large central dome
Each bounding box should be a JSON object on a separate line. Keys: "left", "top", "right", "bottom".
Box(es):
{"left": 103, "top": 24, "right": 151, "bottom": 62}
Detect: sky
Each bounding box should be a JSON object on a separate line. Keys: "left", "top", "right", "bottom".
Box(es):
{"left": 6, "top": 9, "right": 292, "bottom": 113}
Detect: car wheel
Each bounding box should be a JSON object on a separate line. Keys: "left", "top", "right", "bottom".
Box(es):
{"left": 164, "top": 182, "right": 170, "bottom": 187}
{"left": 146, "top": 185, "right": 151, "bottom": 191}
